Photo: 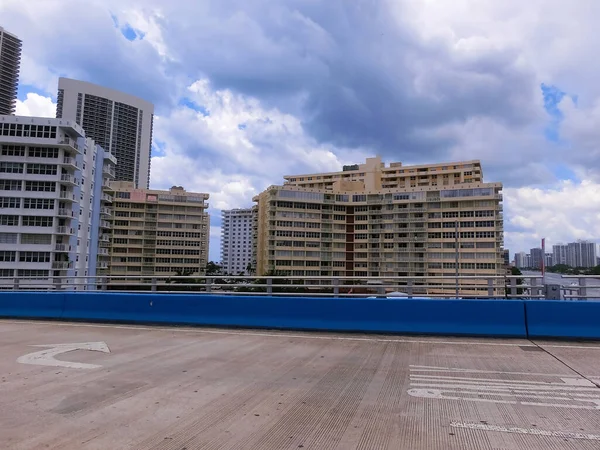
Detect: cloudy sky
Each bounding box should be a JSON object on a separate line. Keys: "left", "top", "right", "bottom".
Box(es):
{"left": 3, "top": 0, "right": 600, "bottom": 262}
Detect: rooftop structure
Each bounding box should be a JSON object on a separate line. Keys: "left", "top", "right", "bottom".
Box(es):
{"left": 1, "top": 317, "right": 599, "bottom": 449}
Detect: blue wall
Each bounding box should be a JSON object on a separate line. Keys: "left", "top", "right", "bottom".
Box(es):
{"left": 1, "top": 293, "right": 597, "bottom": 340}
{"left": 87, "top": 144, "right": 106, "bottom": 280}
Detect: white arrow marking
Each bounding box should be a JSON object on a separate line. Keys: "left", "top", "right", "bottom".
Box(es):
{"left": 17, "top": 342, "right": 110, "bottom": 369}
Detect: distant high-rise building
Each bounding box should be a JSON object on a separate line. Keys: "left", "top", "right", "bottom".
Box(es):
{"left": 530, "top": 248, "right": 543, "bottom": 270}
{"left": 544, "top": 253, "right": 553, "bottom": 268}
{"left": 56, "top": 78, "right": 154, "bottom": 189}
{"left": 221, "top": 208, "right": 253, "bottom": 275}
{"left": 0, "top": 27, "right": 22, "bottom": 115}
{"left": 0, "top": 115, "right": 115, "bottom": 289}
{"left": 552, "top": 243, "right": 568, "bottom": 266}
{"left": 105, "top": 182, "right": 209, "bottom": 279}
{"left": 514, "top": 252, "right": 527, "bottom": 269}
{"left": 566, "top": 240, "right": 597, "bottom": 268}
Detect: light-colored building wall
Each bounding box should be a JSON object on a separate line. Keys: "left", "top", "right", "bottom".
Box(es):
{"left": 0, "top": 116, "right": 84, "bottom": 287}
{"left": 56, "top": 78, "right": 154, "bottom": 189}
{"left": 221, "top": 208, "right": 253, "bottom": 275}
{"left": 566, "top": 241, "right": 597, "bottom": 268}
{"left": 253, "top": 156, "right": 504, "bottom": 296}
{"left": 105, "top": 182, "right": 210, "bottom": 280}
{"left": 552, "top": 244, "right": 568, "bottom": 266}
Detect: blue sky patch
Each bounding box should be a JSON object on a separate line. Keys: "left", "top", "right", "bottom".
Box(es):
{"left": 541, "top": 83, "right": 567, "bottom": 143}
{"left": 179, "top": 98, "right": 210, "bottom": 116}
{"left": 18, "top": 84, "right": 53, "bottom": 99}
{"left": 238, "top": 123, "right": 247, "bottom": 130}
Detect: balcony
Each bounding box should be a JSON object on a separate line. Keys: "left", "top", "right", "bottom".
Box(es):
{"left": 59, "top": 191, "right": 75, "bottom": 201}
{"left": 97, "top": 262, "right": 109, "bottom": 270}
{"left": 55, "top": 226, "right": 73, "bottom": 235}
{"left": 97, "top": 248, "right": 109, "bottom": 256}
{"left": 103, "top": 165, "right": 116, "bottom": 178}
{"left": 57, "top": 208, "right": 73, "bottom": 217}
{"left": 55, "top": 244, "right": 69, "bottom": 252}
{"left": 58, "top": 137, "right": 81, "bottom": 153}
{"left": 59, "top": 174, "right": 78, "bottom": 186}
{"left": 100, "top": 207, "right": 112, "bottom": 217}
{"left": 61, "top": 157, "right": 79, "bottom": 169}
{"left": 101, "top": 193, "right": 113, "bottom": 203}
{"left": 104, "top": 153, "right": 117, "bottom": 165}
{"left": 100, "top": 220, "right": 110, "bottom": 228}
{"left": 52, "top": 261, "right": 72, "bottom": 269}
{"left": 100, "top": 234, "right": 110, "bottom": 243}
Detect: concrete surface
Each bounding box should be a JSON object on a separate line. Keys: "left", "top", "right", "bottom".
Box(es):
{"left": 1, "top": 320, "right": 600, "bottom": 450}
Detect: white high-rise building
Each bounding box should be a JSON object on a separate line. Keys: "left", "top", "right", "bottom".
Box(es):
{"left": 514, "top": 252, "right": 527, "bottom": 269}
{"left": 56, "top": 77, "right": 154, "bottom": 189}
{"left": 552, "top": 243, "right": 568, "bottom": 266}
{"left": 0, "top": 27, "right": 22, "bottom": 115}
{"left": 0, "top": 115, "right": 115, "bottom": 289}
{"left": 566, "top": 240, "right": 597, "bottom": 268}
{"left": 221, "top": 208, "right": 253, "bottom": 275}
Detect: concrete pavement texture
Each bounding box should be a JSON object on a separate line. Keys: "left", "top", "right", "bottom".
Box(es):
{"left": 1, "top": 320, "right": 600, "bottom": 449}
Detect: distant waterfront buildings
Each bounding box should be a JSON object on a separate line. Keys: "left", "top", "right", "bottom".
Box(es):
{"left": 514, "top": 252, "right": 527, "bottom": 269}
{"left": 552, "top": 243, "right": 568, "bottom": 266}
{"left": 566, "top": 241, "right": 597, "bottom": 268}
{"left": 105, "top": 182, "right": 209, "bottom": 279}
{"left": 252, "top": 156, "right": 505, "bottom": 295}
{"left": 529, "top": 248, "right": 543, "bottom": 270}
{"left": 0, "top": 26, "right": 22, "bottom": 115}
{"left": 0, "top": 115, "right": 115, "bottom": 288}
{"left": 220, "top": 208, "right": 253, "bottom": 275}
{"left": 56, "top": 78, "right": 154, "bottom": 189}
{"left": 516, "top": 241, "right": 598, "bottom": 269}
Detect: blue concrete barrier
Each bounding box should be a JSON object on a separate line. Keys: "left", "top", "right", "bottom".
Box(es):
{"left": 0, "top": 292, "right": 528, "bottom": 337}
{"left": 56, "top": 293, "right": 527, "bottom": 337}
{"left": 525, "top": 300, "right": 600, "bottom": 339}
{"left": 0, "top": 292, "right": 65, "bottom": 319}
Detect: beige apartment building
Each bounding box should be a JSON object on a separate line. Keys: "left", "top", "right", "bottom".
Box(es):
{"left": 105, "top": 182, "right": 210, "bottom": 279}
{"left": 252, "top": 156, "right": 504, "bottom": 295}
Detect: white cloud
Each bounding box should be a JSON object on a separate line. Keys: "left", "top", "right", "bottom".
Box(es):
{"left": 504, "top": 180, "right": 600, "bottom": 252}
{"left": 15, "top": 93, "right": 56, "bottom": 117}
{"left": 5, "top": 0, "right": 600, "bottom": 259}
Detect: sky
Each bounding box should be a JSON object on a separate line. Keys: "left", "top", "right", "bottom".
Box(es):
{"left": 3, "top": 0, "right": 600, "bottom": 262}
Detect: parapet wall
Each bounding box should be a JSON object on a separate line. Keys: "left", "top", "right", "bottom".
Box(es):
{"left": 0, "top": 293, "right": 597, "bottom": 339}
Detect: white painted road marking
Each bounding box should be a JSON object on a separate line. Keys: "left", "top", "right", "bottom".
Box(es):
{"left": 17, "top": 342, "right": 110, "bottom": 369}
{"left": 408, "top": 365, "right": 600, "bottom": 410}
{"left": 450, "top": 422, "right": 600, "bottom": 441}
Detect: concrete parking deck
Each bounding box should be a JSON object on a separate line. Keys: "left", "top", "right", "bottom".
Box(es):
{"left": 1, "top": 320, "right": 599, "bottom": 450}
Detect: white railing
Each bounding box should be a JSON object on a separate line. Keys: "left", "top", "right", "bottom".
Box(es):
{"left": 59, "top": 191, "right": 74, "bottom": 200}
{"left": 59, "top": 137, "right": 79, "bottom": 150}
{"left": 0, "top": 274, "right": 568, "bottom": 299}
{"left": 60, "top": 174, "right": 77, "bottom": 184}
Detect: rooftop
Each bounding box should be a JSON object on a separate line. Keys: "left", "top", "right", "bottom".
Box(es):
{"left": 2, "top": 319, "right": 599, "bottom": 449}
